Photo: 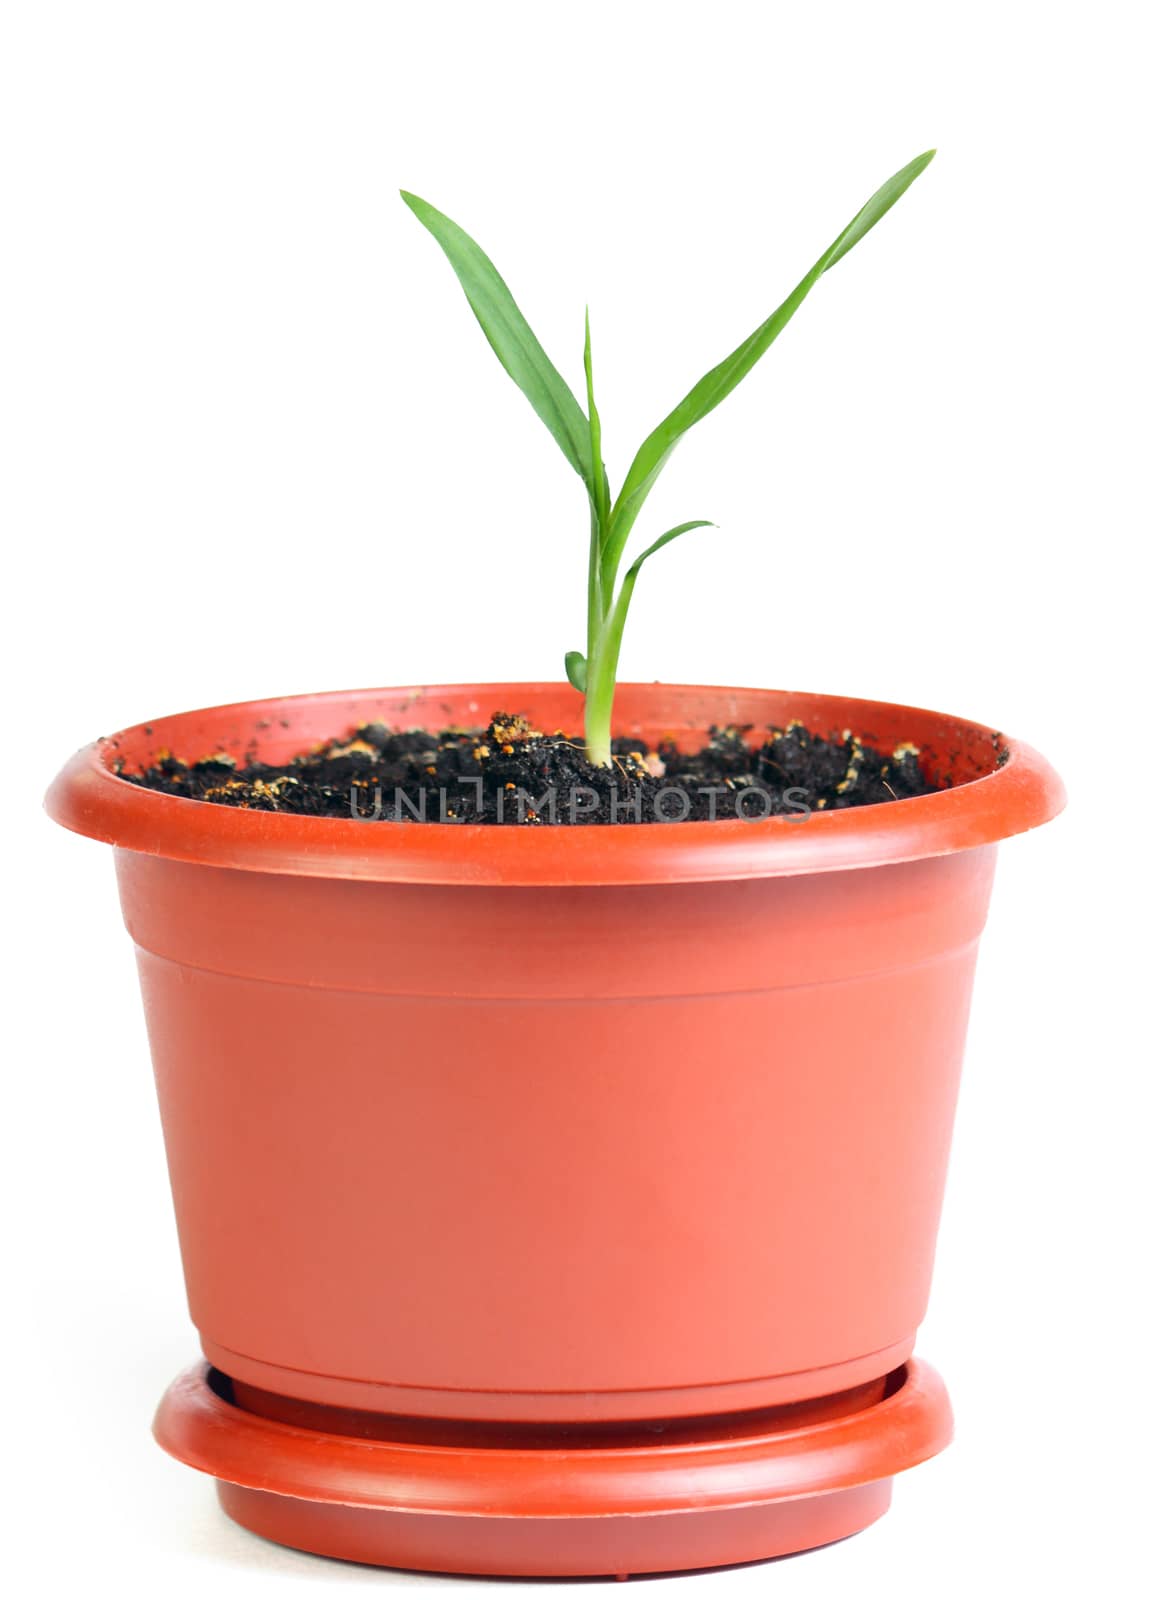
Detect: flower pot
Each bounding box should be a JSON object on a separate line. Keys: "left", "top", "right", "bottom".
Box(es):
{"left": 46, "top": 682, "right": 1063, "bottom": 1577}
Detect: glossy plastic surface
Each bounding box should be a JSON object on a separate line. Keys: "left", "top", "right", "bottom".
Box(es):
{"left": 47, "top": 681, "right": 1060, "bottom": 1568}
{"left": 118, "top": 843, "right": 991, "bottom": 1420}
{"left": 46, "top": 682, "right": 1064, "bottom": 885}
{"left": 44, "top": 682, "right": 1065, "bottom": 1425}
{"left": 154, "top": 1360, "right": 952, "bottom": 1576}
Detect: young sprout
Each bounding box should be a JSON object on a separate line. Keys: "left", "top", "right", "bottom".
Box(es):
{"left": 402, "top": 151, "right": 934, "bottom": 766}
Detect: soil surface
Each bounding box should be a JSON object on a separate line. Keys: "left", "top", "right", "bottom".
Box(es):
{"left": 119, "top": 714, "right": 938, "bottom": 824}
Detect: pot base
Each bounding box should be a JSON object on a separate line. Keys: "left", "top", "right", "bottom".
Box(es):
{"left": 154, "top": 1360, "right": 952, "bottom": 1577}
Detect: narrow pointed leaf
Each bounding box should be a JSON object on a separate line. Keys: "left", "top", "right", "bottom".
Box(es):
{"left": 584, "top": 310, "right": 610, "bottom": 531}
{"left": 401, "top": 190, "right": 595, "bottom": 489}
{"left": 625, "top": 519, "right": 715, "bottom": 577}
{"left": 564, "top": 650, "right": 587, "bottom": 692}
{"left": 600, "top": 151, "right": 935, "bottom": 591}
{"left": 823, "top": 149, "right": 936, "bottom": 269}
{"left": 593, "top": 521, "right": 714, "bottom": 700}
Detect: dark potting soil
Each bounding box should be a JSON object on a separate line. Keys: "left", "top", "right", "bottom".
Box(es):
{"left": 118, "top": 714, "right": 938, "bottom": 825}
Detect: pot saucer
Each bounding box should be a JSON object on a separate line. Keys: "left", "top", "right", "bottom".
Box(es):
{"left": 154, "top": 1359, "right": 952, "bottom": 1577}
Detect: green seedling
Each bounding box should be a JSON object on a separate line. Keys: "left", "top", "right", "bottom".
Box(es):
{"left": 402, "top": 151, "right": 934, "bottom": 766}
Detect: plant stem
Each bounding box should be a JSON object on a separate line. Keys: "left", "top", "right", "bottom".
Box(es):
{"left": 586, "top": 502, "right": 602, "bottom": 668}
{"left": 583, "top": 643, "right": 614, "bottom": 767}
{"left": 584, "top": 573, "right": 634, "bottom": 766}
{"left": 584, "top": 563, "right": 613, "bottom": 764}
{"left": 582, "top": 309, "right": 614, "bottom": 764}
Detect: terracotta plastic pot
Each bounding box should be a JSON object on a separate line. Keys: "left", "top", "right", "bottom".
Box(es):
{"left": 47, "top": 682, "right": 1063, "bottom": 1577}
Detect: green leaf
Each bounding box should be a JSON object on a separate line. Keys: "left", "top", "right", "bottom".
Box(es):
{"left": 583, "top": 520, "right": 714, "bottom": 764}
{"left": 401, "top": 190, "right": 595, "bottom": 491}
{"left": 596, "top": 521, "right": 714, "bottom": 691}
{"left": 823, "top": 149, "right": 936, "bottom": 270}
{"left": 582, "top": 311, "right": 612, "bottom": 649}
{"left": 583, "top": 308, "right": 610, "bottom": 534}
{"left": 600, "top": 150, "right": 935, "bottom": 592}
{"left": 564, "top": 650, "right": 587, "bottom": 692}
{"left": 622, "top": 519, "right": 715, "bottom": 585}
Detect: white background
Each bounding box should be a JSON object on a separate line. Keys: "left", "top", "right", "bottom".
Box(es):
{"left": 3, "top": 2, "right": 1150, "bottom": 1595}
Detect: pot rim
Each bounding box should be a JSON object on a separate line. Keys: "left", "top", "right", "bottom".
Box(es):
{"left": 45, "top": 681, "right": 1065, "bottom": 885}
